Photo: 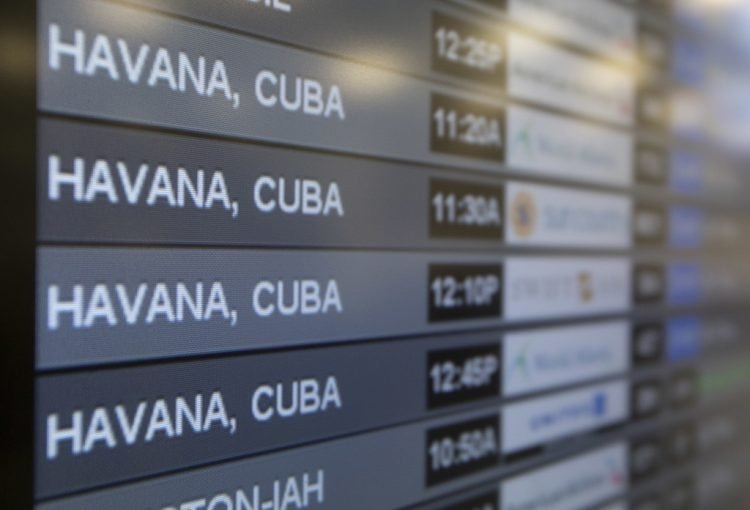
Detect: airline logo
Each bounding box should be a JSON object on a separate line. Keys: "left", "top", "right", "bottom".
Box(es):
{"left": 501, "top": 442, "right": 628, "bottom": 510}
{"left": 507, "top": 33, "right": 635, "bottom": 126}
{"left": 505, "top": 182, "right": 631, "bottom": 249}
{"left": 504, "top": 257, "right": 631, "bottom": 321}
{"left": 503, "top": 321, "right": 630, "bottom": 397}
{"left": 508, "top": 0, "right": 636, "bottom": 64}
{"left": 506, "top": 105, "right": 633, "bottom": 187}
{"left": 502, "top": 380, "right": 629, "bottom": 454}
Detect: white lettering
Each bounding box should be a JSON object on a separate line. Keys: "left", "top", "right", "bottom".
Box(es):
{"left": 250, "top": 377, "right": 341, "bottom": 422}
{"left": 47, "top": 282, "right": 230, "bottom": 329}
{"left": 252, "top": 177, "right": 343, "bottom": 216}
{"left": 46, "top": 392, "right": 233, "bottom": 458}
{"left": 48, "top": 24, "right": 84, "bottom": 73}
{"left": 247, "top": 0, "right": 292, "bottom": 13}
{"left": 48, "top": 157, "right": 232, "bottom": 211}
{"left": 48, "top": 26, "right": 235, "bottom": 103}
{"left": 251, "top": 280, "right": 342, "bottom": 317}
{"left": 254, "top": 71, "right": 345, "bottom": 120}
{"left": 48, "top": 154, "right": 83, "bottom": 201}
{"left": 46, "top": 412, "right": 82, "bottom": 459}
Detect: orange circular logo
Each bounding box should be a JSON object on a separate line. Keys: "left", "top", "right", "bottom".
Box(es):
{"left": 511, "top": 190, "right": 537, "bottom": 238}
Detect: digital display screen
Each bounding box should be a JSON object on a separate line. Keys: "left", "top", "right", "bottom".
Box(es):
{"left": 16, "top": 0, "right": 750, "bottom": 508}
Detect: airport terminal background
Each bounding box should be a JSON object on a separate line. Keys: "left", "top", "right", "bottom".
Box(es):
{"left": 22, "top": 0, "right": 750, "bottom": 508}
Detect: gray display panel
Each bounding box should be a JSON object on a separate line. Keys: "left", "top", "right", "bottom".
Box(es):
{"left": 32, "top": 0, "right": 743, "bottom": 508}
{"left": 38, "top": 247, "right": 644, "bottom": 369}
{"left": 36, "top": 332, "right": 502, "bottom": 497}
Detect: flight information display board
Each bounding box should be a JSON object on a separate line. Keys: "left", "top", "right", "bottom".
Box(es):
{"left": 33, "top": 0, "right": 750, "bottom": 508}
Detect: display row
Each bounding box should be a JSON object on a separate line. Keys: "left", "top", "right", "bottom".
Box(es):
{"left": 37, "top": 248, "right": 750, "bottom": 367}
{"left": 37, "top": 406, "right": 698, "bottom": 509}
{"left": 38, "top": 120, "right": 750, "bottom": 250}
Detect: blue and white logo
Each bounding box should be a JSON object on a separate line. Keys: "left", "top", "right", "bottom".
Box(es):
{"left": 503, "top": 321, "right": 629, "bottom": 397}
{"left": 502, "top": 381, "right": 629, "bottom": 454}
{"left": 529, "top": 392, "right": 607, "bottom": 431}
